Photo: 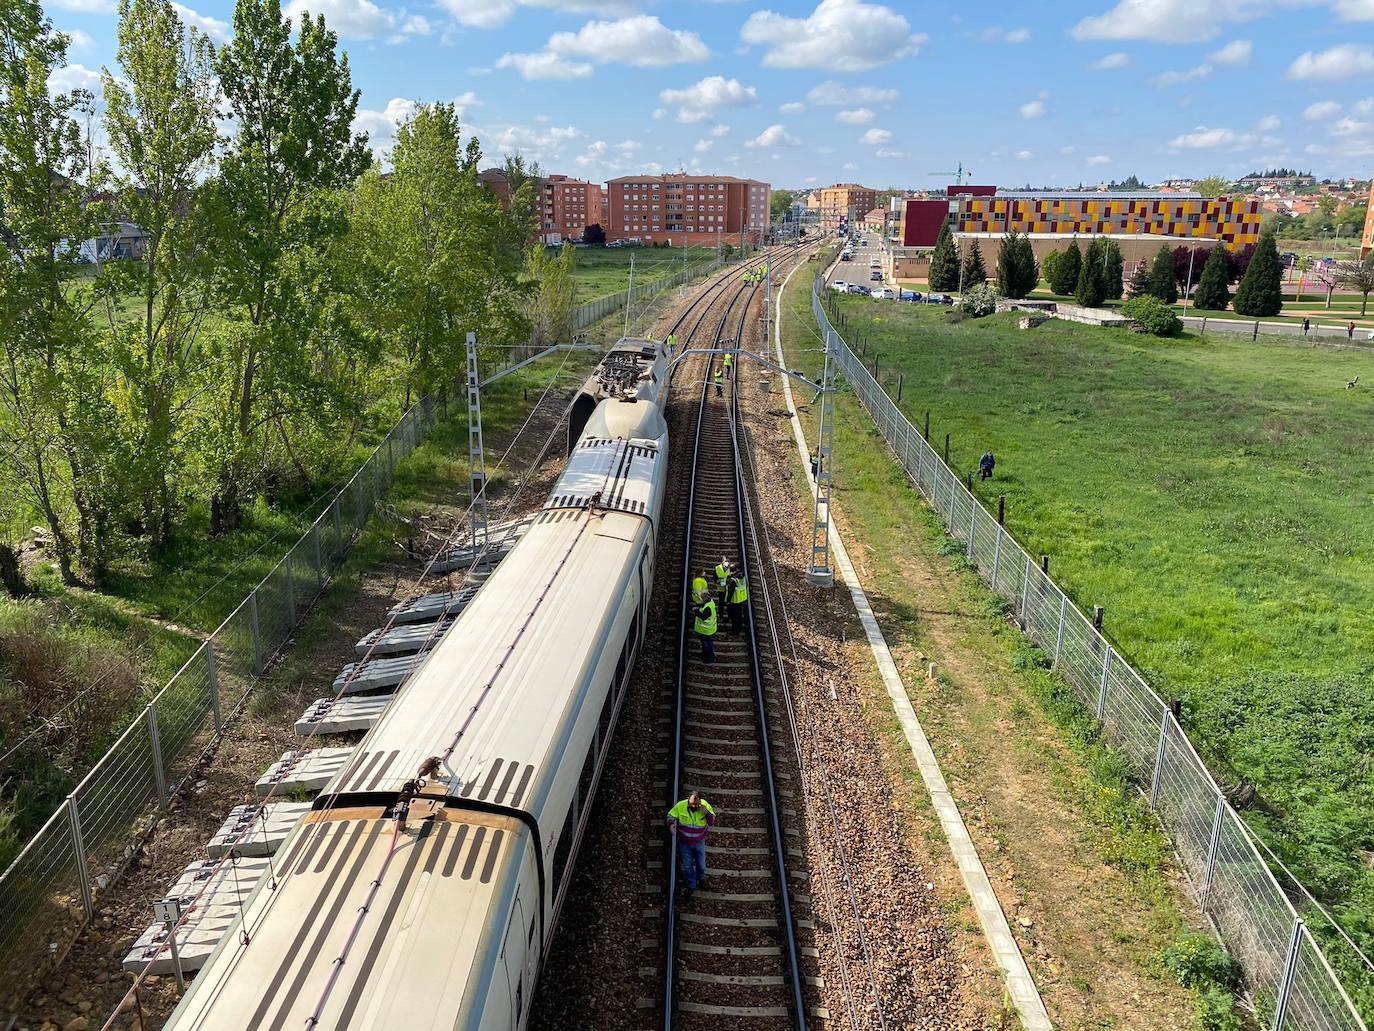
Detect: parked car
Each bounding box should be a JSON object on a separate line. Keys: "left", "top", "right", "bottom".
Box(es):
{"left": 871, "top": 287, "right": 898, "bottom": 299}
{"left": 869, "top": 270, "right": 883, "bottom": 281}
{"left": 899, "top": 289, "right": 922, "bottom": 302}
{"left": 925, "top": 292, "right": 953, "bottom": 305}
{"left": 829, "top": 279, "right": 849, "bottom": 292}
{"left": 606, "top": 240, "right": 625, "bottom": 248}
{"left": 846, "top": 283, "right": 869, "bottom": 295}
{"left": 840, "top": 251, "right": 852, "bottom": 261}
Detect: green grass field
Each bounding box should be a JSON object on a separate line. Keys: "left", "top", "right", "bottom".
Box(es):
{"left": 569, "top": 245, "right": 719, "bottom": 301}
{"left": 799, "top": 288, "right": 1374, "bottom": 1008}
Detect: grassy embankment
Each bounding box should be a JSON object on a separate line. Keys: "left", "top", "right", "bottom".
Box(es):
{"left": 568, "top": 245, "right": 719, "bottom": 299}
{"left": 0, "top": 350, "right": 598, "bottom": 866}
{"left": 800, "top": 287, "right": 1374, "bottom": 1015}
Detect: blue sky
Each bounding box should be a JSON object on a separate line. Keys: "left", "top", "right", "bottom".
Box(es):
{"left": 45, "top": 0, "right": 1374, "bottom": 189}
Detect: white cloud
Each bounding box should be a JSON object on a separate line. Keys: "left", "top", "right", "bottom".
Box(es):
{"left": 544, "top": 16, "right": 708, "bottom": 67}
{"left": 659, "top": 75, "right": 757, "bottom": 122}
{"left": 1015, "top": 149, "right": 1034, "bottom": 159}
{"left": 835, "top": 107, "right": 875, "bottom": 124}
{"left": 694, "top": 138, "right": 713, "bottom": 153}
{"left": 285, "top": 0, "right": 421, "bottom": 40}
{"left": 48, "top": 62, "right": 102, "bottom": 96}
{"left": 875, "top": 147, "right": 908, "bottom": 158}
{"left": 804, "top": 80, "right": 899, "bottom": 105}
{"left": 1071, "top": 0, "right": 1284, "bottom": 42}
{"left": 1353, "top": 97, "right": 1374, "bottom": 115}
{"left": 779, "top": 101, "right": 805, "bottom": 114}
{"left": 1333, "top": 0, "right": 1374, "bottom": 18}
{"left": 740, "top": 0, "right": 925, "bottom": 71}
{"left": 488, "top": 122, "right": 583, "bottom": 161}
{"left": 744, "top": 123, "right": 799, "bottom": 147}
{"left": 453, "top": 90, "right": 482, "bottom": 116}
{"left": 1090, "top": 51, "right": 1130, "bottom": 69}
{"left": 1304, "top": 100, "right": 1341, "bottom": 120}
{"left": 709, "top": 123, "right": 730, "bottom": 137}
{"left": 497, "top": 51, "right": 593, "bottom": 79}
{"left": 1288, "top": 44, "right": 1374, "bottom": 80}
{"left": 1209, "top": 39, "right": 1252, "bottom": 65}
{"left": 48, "top": 0, "right": 114, "bottom": 12}
{"left": 352, "top": 97, "right": 418, "bottom": 158}
{"left": 1059, "top": 144, "right": 1076, "bottom": 154}
{"left": 1020, "top": 97, "right": 1047, "bottom": 119}
{"left": 1257, "top": 113, "right": 1281, "bottom": 130}
{"left": 860, "top": 127, "right": 891, "bottom": 145}
{"left": 976, "top": 25, "right": 1030, "bottom": 43}
{"left": 60, "top": 27, "right": 96, "bottom": 51}
{"left": 1168, "top": 126, "right": 1256, "bottom": 150}
{"left": 1154, "top": 64, "right": 1212, "bottom": 86}
{"left": 1087, "top": 154, "right": 1112, "bottom": 165}
{"left": 436, "top": 0, "right": 638, "bottom": 29}
{"left": 1003, "top": 26, "right": 1031, "bottom": 43}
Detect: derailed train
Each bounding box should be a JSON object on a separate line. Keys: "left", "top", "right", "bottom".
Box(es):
{"left": 165, "top": 339, "right": 670, "bottom": 1030}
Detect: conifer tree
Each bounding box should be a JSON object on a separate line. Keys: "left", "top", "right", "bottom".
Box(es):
{"left": 1075, "top": 238, "right": 1106, "bottom": 307}
{"left": 1232, "top": 230, "right": 1283, "bottom": 317}
{"left": 996, "top": 233, "right": 1018, "bottom": 297}
{"left": 928, "top": 221, "right": 959, "bottom": 292}
{"left": 1191, "top": 245, "right": 1232, "bottom": 311}
{"left": 1102, "top": 239, "right": 1124, "bottom": 300}
{"left": 1049, "top": 240, "right": 1081, "bottom": 295}
{"left": 1127, "top": 260, "right": 1150, "bottom": 297}
{"left": 960, "top": 240, "right": 987, "bottom": 288}
{"left": 1146, "top": 244, "right": 1179, "bottom": 304}
{"left": 1015, "top": 232, "right": 1039, "bottom": 297}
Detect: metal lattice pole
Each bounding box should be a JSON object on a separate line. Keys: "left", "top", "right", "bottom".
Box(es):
{"left": 466, "top": 331, "right": 490, "bottom": 562}
{"left": 807, "top": 337, "right": 836, "bottom": 587}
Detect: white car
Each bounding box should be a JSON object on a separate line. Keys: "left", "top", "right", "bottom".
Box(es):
{"left": 829, "top": 279, "right": 849, "bottom": 292}
{"left": 871, "top": 287, "right": 898, "bottom": 299}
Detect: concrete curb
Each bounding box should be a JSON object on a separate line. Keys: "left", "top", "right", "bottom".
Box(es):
{"left": 774, "top": 257, "right": 1054, "bottom": 1031}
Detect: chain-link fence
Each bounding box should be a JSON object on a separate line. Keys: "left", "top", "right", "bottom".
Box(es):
{"left": 0, "top": 377, "right": 461, "bottom": 1012}
{"left": 810, "top": 276, "right": 1369, "bottom": 1030}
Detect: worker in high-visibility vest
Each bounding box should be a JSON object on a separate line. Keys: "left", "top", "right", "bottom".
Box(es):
{"left": 693, "top": 596, "right": 717, "bottom": 664}
{"left": 713, "top": 362, "right": 724, "bottom": 397}
{"left": 723, "top": 351, "right": 733, "bottom": 379}
{"left": 714, "top": 557, "right": 732, "bottom": 607}
{"left": 666, "top": 790, "right": 716, "bottom": 895}
{"left": 666, "top": 332, "right": 677, "bottom": 355}
{"left": 691, "top": 571, "right": 708, "bottom": 605}
{"left": 726, "top": 570, "right": 748, "bottom": 634}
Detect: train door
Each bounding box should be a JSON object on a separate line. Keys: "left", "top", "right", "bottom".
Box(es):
{"left": 501, "top": 896, "right": 527, "bottom": 1030}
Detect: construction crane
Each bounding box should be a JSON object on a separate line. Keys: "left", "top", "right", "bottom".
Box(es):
{"left": 930, "top": 161, "right": 971, "bottom": 186}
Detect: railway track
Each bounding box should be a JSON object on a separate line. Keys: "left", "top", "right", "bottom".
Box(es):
{"left": 656, "top": 245, "right": 814, "bottom": 1030}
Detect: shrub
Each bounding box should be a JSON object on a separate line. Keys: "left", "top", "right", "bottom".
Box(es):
{"left": 960, "top": 283, "right": 998, "bottom": 317}
{"left": 1162, "top": 933, "right": 1240, "bottom": 991}
{"left": 1122, "top": 294, "right": 1183, "bottom": 336}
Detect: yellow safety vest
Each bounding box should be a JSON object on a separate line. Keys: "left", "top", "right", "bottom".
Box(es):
{"left": 694, "top": 600, "right": 717, "bottom": 636}
{"left": 667, "top": 333, "right": 677, "bottom": 350}
{"left": 729, "top": 575, "right": 748, "bottom": 605}
{"left": 715, "top": 562, "right": 730, "bottom": 587}
{"left": 723, "top": 353, "right": 733, "bottom": 369}
{"left": 713, "top": 365, "right": 723, "bottom": 381}
{"left": 666, "top": 797, "right": 715, "bottom": 830}
{"left": 691, "top": 574, "right": 708, "bottom": 602}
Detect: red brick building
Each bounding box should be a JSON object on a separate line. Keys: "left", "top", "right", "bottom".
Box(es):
{"left": 540, "top": 174, "right": 602, "bottom": 244}
{"left": 478, "top": 167, "right": 512, "bottom": 210}
{"left": 605, "top": 174, "right": 771, "bottom": 246}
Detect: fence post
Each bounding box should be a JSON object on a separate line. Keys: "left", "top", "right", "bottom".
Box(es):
{"left": 312, "top": 522, "right": 324, "bottom": 592}
{"left": 896, "top": 374, "right": 903, "bottom": 403}
{"left": 1018, "top": 554, "right": 1032, "bottom": 630}
{"left": 1200, "top": 791, "right": 1226, "bottom": 910}
{"left": 248, "top": 589, "right": 263, "bottom": 676}
{"left": 1149, "top": 707, "right": 1171, "bottom": 807}
{"left": 1096, "top": 645, "right": 1113, "bottom": 721}
{"left": 284, "top": 550, "right": 296, "bottom": 627}
{"left": 1272, "top": 918, "right": 1304, "bottom": 1030}
{"left": 206, "top": 640, "right": 221, "bottom": 733}
{"left": 67, "top": 795, "right": 93, "bottom": 921}
{"left": 1053, "top": 594, "right": 1067, "bottom": 667}
{"left": 147, "top": 703, "right": 167, "bottom": 807}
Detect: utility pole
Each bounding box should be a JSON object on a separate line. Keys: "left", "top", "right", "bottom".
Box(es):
{"left": 807, "top": 343, "right": 836, "bottom": 587}
{"left": 624, "top": 252, "right": 635, "bottom": 340}
{"left": 465, "top": 332, "right": 489, "bottom": 566}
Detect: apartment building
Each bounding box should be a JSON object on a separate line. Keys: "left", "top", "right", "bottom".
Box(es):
{"left": 539, "top": 174, "right": 602, "bottom": 244}
{"left": 1361, "top": 179, "right": 1373, "bottom": 259}
{"left": 819, "top": 183, "right": 877, "bottom": 231}
{"left": 478, "top": 167, "right": 512, "bottom": 211}
{"left": 605, "top": 174, "right": 771, "bottom": 246}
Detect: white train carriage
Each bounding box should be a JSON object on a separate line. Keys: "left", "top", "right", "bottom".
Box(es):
{"left": 165, "top": 344, "right": 668, "bottom": 1031}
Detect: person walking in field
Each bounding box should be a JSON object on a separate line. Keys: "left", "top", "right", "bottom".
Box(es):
{"left": 979, "top": 449, "right": 996, "bottom": 481}
{"left": 666, "top": 790, "right": 716, "bottom": 895}
{"left": 1349, "top": 321, "right": 1356, "bottom": 340}
{"left": 1302, "top": 317, "right": 1311, "bottom": 337}
{"left": 693, "top": 595, "right": 717, "bottom": 664}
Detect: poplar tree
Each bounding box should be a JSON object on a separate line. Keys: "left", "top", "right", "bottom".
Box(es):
{"left": 205, "top": 0, "right": 369, "bottom": 532}
{"left": 1232, "top": 230, "right": 1283, "bottom": 317}
{"left": 1191, "top": 245, "right": 1232, "bottom": 311}
{"left": 928, "top": 221, "right": 959, "bottom": 292}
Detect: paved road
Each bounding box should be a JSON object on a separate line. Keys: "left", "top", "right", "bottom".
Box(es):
{"left": 822, "top": 231, "right": 892, "bottom": 296}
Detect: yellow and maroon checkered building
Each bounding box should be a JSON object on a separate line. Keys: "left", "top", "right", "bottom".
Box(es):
{"left": 955, "top": 192, "right": 1261, "bottom": 250}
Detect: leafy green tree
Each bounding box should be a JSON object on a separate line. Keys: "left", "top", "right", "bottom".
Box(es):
{"left": 928, "top": 221, "right": 959, "bottom": 292}
{"left": 1040, "top": 250, "right": 1060, "bottom": 292}
{"left": 1335, "top": 254, "right": 1374, "bottom": 316}
{"left": 1102, "top": 239, "right": 1124, "bottom": 300}
{"left": 1048, "top": 240, "right": 1081, "bottom": 295}
{"left": 1146, "top": 244, "right": 1179, "bottom": 304}
{"left": 1194, "top": 175, "right": 1232, "bottom": 198}
{"left": 525, "top": 243, "right": 576, "bottom": 351}
{"left": 583, "top": 222, "right": 605, "bottom": 246}
{"left": 1191, "top": 246, "right": 1232, "bottom": 311}
{"left": 1122, "top": 294, "right": 1183, "bottom": 335}
{"left": 100, "top": 0, "right": 219, "bottom": 548}
{"left": 1232, "top": 230, "right": 1284, "bottom": 317}
{"left": 1075, "top": 238, "right": 1106, "bottom": 307}
{"left": 995, "top": 231, "right": 1038, "bottom": 299}
{"left": 770, "top": 189, "right": 794, "bottom": 221}
{"left": 204, "top": 0, "right": 369, "bottom": 532}
{"left": 960, "top": 240, "right": 987, "bottom": 288}
{"left": 0, "top": 0, "right": 103, "bottom": 582}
